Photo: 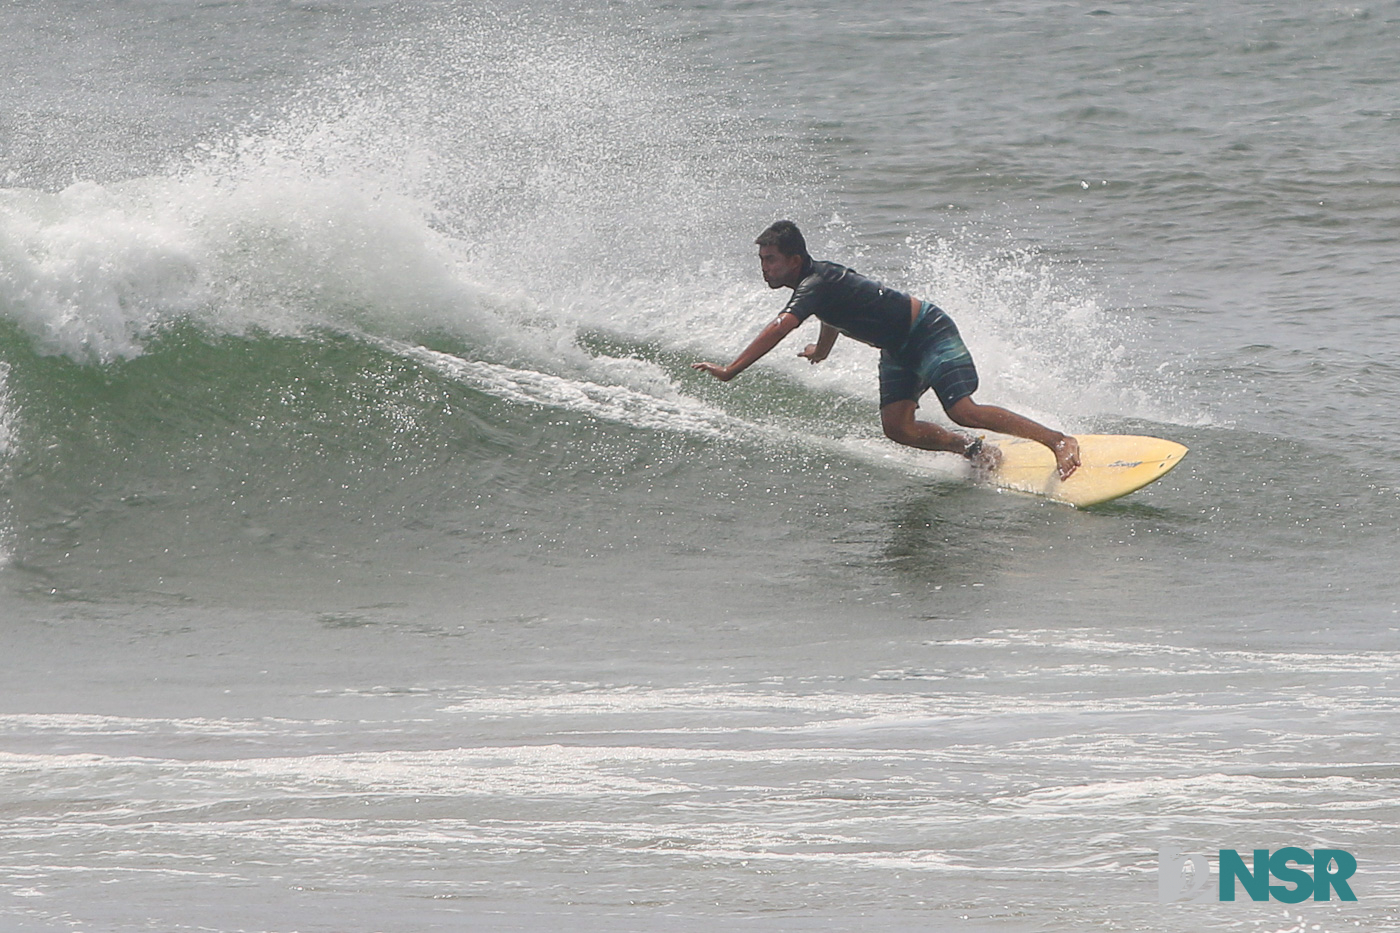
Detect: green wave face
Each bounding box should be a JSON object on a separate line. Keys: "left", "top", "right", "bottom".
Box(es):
{"left": 0, "top": 322, "right": 883, "bottom": 611}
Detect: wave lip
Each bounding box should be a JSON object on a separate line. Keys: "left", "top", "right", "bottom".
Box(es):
{"left": 0, "top": 182, "right": 207, "bottom": 361}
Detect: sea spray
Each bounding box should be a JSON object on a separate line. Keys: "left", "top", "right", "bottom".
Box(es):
{"left": 0, "top": 0, "right": 1186, "bottom": 501}
{"left": 904, "top": 231, "right": 1201, "bottom": 428}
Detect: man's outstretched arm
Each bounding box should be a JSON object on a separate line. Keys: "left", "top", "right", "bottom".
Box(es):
{"left": 692, "top": 312, "right": 803, "bottom": 382}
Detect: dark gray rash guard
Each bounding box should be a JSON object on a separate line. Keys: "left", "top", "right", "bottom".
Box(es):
{"left": 780, "top": 259, "right": 914, "bottom": 350}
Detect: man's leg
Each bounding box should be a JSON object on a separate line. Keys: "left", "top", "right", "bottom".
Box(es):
{"left": 945, "top": 396, "right": 1080, "bottom": 479}
{"left": 881, "top": 399, "right": 1003, "bottom": 473}
{"left": 880, "top": 399, "right": 968, "bottom": 453}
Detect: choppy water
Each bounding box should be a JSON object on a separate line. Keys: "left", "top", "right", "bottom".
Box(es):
{"left": 2, "top": 2, "right": 1399, "bottom": 931}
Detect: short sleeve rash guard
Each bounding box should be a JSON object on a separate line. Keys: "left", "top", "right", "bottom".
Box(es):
{"left": 781, "top": 260, "right": 914, "bottom": 350}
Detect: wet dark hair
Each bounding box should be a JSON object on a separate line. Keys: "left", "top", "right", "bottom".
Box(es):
{"left": 754, "top": 220, "right": 809, "bottom": 259}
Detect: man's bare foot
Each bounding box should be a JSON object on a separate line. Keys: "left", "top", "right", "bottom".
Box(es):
{"left": 963, "top": 436, "right": 1003, "bottom": 478}
{"left": 1053, "top": 435, "right": 1080, "bottom": 480}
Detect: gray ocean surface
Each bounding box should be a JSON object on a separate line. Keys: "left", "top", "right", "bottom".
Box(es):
{"left": 2, "top": 1, "right": 1399, "bottom": 930}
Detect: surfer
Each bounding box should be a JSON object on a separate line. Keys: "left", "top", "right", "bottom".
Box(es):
{"left": 693, "top": 220, "right": 1080, "bottom": 479}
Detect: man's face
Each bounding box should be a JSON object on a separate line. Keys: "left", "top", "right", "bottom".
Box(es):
{"left": 759, "top": 244, "right": 804, "bottom": 289}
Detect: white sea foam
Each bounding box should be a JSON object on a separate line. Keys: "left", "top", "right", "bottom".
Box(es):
{"left": 390, "top": 341, "right": 741, "bottom": 439}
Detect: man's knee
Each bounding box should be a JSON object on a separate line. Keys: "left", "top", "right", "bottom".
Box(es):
{"left": 880, "top": 403, "right": 918, "bottom": 445}
{"left": 945, "top": 396, "right": 980, "bottom": 428}
{"left": 883, "top": 421, "right": 915, "bottom": 445}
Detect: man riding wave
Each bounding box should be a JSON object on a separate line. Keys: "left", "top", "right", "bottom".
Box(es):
{"left": 693, "top": 220, "right": 1080, "bottom": 479}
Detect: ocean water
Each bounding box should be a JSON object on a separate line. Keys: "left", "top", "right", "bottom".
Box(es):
{"left": 2, "top": 1, "right": 1399, "bottom": 930}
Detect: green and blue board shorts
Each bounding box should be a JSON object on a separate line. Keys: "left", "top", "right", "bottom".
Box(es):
{"left": 877, "top": 301, "right": 979, "bottom": 411}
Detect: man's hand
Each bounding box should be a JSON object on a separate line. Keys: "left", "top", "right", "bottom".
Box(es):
{"left": 691, "top": 313, "right": 803, "bottom": 384}
{"left": 691, "top": 362, "right": 734, "bottom": 381}
{"left": 800, "top": 322, "right": 839, "bottom": 365}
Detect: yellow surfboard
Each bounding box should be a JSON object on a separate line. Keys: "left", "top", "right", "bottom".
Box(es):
{"left": 984, "top": 434, "right": 1188, "bottom": 507}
